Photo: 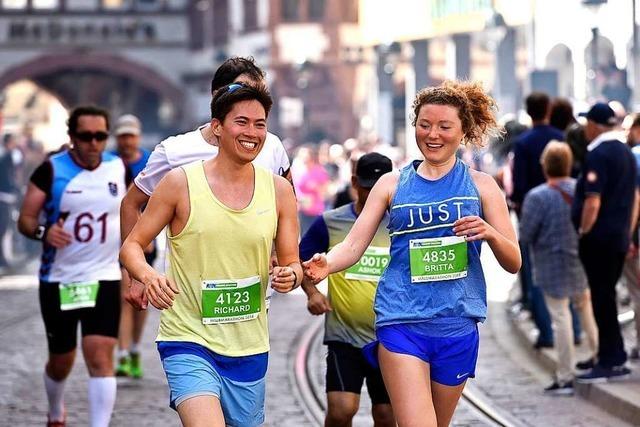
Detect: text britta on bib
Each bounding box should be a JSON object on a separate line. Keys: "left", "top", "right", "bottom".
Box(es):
{"left": 409, "top": 236, "right": 468, "bottom": 283}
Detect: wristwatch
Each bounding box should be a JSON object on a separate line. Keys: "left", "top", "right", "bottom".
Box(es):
{"left": 34, "top": 225, "right": 46, "bottom": 241}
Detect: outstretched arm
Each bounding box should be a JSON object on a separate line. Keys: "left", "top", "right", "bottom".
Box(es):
{"left": 304, "top": 172, "right": 397, "bottom": 283}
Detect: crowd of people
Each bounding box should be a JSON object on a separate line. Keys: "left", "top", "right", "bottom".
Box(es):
{"left": 2, "top": 54, "right": 639, "bottom": 427}
{"left": 508, "top": 93, "right": 640, "bottom": 394}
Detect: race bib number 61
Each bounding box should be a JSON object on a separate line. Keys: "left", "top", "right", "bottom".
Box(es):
{"left": 409, "top": 236, "right": 468, "bottom": 283}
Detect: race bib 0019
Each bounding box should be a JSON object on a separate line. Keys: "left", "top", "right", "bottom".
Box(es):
{"left": 345, "top": 246, "right": 390, "bottom": 282}
{"left": 59, "top": 281, "right": 100, "bottom": 311}
{"left": 409, "top": 236, "right": 468, "bottom": 283}
{"left": 201, "top": 276, "right": 262, "bottom": 324}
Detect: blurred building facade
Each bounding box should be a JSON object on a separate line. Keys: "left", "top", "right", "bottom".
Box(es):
{"left": 0, "top": 0, "right": 275, "bottom": 141}
{"left": 1, "top": 0, "right": 639, "bottom": 150}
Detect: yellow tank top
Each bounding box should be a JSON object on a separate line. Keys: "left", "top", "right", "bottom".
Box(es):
{"left": 157, "top": 161, "right": 277, "bottom": 356}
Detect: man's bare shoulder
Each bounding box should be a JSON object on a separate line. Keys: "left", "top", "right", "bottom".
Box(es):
{"left": 156, "top": 167, "right": 188, "bottom": 193}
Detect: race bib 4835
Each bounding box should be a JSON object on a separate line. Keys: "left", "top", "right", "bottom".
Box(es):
{"left": 409, "top": 236, "right": 467, "bottom": 283}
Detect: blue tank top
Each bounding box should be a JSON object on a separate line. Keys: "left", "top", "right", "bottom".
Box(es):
{"left": 375, "top": 159, "right": 487, "bottom": 332}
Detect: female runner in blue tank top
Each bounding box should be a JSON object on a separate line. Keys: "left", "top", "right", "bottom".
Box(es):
{"left": 304, "top": 81, "right": 521, "bottom": 426}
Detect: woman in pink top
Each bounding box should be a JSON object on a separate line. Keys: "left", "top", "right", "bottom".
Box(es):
{"left": 295, "top": 145, "right": 329, "bottom": 233}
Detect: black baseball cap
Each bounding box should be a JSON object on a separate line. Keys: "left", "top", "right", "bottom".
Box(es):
{"left": 579, "top": 102, "right": 618, "bottom": 126}
{"left": 355, "top": 152, "right": 393, "bottom": 189}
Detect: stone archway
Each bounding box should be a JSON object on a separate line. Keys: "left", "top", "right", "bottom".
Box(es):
{"left": 545, "top": 43, "right": 574, "bottom": 98}
{"left": 0, "top": 52, "right": 186, "bottom": 134}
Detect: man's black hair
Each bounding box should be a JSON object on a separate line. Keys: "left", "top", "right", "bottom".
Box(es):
{"left": 210, "top": 83, "right": 272, "bottom": 122}
{"left": 67, "top": 105, "right": 110, "bottom": 135}
{"left": 525, "top": 92, "right": 551, "bottom": 122}
{"left": 210, "top": 57, "right": 265, "bottom": 94}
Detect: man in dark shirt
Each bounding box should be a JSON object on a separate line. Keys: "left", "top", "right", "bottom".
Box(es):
{"left": 512, "top": 93, "right": 564, "bottom": 348}
{"left": 573, "top": 102, "right": 638, "bottom": 382}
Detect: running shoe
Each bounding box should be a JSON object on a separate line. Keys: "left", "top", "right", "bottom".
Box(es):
{"left": 130, "top": 352, "right": 143, "bottom": 379}
{"left": 116, "top": 355, "right": 131, "bottom": 377}
{"left": 543, "top": 380, "right": 574, "bottom": 396}
{"left": 576, "top": 365, "right": 631, "bottom": 384}
{"left": 575, "top": 357, "right": 596, "bottom": 370}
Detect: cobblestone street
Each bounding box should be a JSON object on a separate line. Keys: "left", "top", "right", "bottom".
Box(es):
{"left": 0, "top": 280, "right": 318, "bottom": 426}
{"left": 0, "top": 270, "right": 636, "bottom": 426}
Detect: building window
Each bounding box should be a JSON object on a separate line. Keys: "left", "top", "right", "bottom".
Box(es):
{"left": 166, "top": 0, "right": 187, "bottom": 10}
{"left": 342, "top": 0, "right": 358, "bottom": 22}
{"left": 281, "top": 0, "right": 299, "bottom": 22}
{"left": 308, "top": 0, "right": 324, "bottom": 21}
{"left": 244, "top": 0, "right": 258, "bottom": 31}
{"left": 3, "top": 0, "right": 28, "bottom": 8}
{"left": 102, "top": 0, "right": 130, "bottom": 9}
{"left": 212, "top": 0, "right": 228, "bottom": 45}
{"left": 33, "top": 0, "right": 58, "bottom": 8}
{"left": 136, "top": 0, "right": 162, "bottom": 10}
{"left": 66, "top": 0, "right": 99, "bottom": 10}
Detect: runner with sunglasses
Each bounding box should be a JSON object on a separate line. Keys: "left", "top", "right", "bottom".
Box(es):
{"left": 304, "top": 81, "right": 521, "bottom": 426}
{"left": 18, "top": 105, "right": 129, "bottom": 427}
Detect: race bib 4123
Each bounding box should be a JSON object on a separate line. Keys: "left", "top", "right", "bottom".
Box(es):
{"left": 201, "top": 276, "right": 262, "bottom": 324}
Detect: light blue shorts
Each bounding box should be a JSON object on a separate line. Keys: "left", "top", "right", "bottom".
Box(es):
{"left": 158, "top": 341, "right": 268, "bottom": 427}
{"left": 363, "top": 321, "right": 479, "bottom": 386}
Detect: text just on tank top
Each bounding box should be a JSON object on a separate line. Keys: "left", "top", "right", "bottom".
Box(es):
{"left": 375, "top": 159, "right": 487, "bottom": 330}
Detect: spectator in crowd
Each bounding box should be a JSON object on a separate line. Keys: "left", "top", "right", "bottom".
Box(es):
{"left": 622, "top": 113, "right": 640, "bottom": 360}
{"left": 565, "top": 123, "right": 589, "bottom": 178}
{"left": 511, "top": 92, "right": 564, "bottom": 349}
{"left": 520, "top": 142, "right": 598, "bottom": 394}
{"left": 295, "top": 144, "right": 330, "bottom": 234}
{"left": 549, "top": 98, "right": 576, "bottom": 133}
{"left": 573, "top": 102, "right": 638, "bottom": 382}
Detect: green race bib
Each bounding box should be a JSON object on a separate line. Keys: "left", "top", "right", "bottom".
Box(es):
{"left": 409, "top": 236, "right": 468, "bottom": 283}
{"left": 59, "top": 281, "right": 100, "bottom": 311}
{"left": 345, "top": 246, "right": 390, "bottom": 282}
{"left": 201, "top": 276, "right": 262, "bottom": 324}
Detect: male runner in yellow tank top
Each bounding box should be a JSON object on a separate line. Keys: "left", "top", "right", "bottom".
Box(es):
{"left": 120, "top": 83, "right": 301, "bottom": 427}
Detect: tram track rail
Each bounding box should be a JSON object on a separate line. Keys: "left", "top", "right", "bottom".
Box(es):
{"left": 292, "top": 317, "right": 526, "bottom": 427}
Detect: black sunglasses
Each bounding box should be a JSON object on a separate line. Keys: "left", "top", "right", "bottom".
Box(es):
{"left": 74, "top": 131, "right": 109, "bottom": 142}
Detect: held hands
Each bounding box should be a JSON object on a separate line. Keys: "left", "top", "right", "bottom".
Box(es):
{"left": 270, "top": 265, "right": 298, "bottom": 293}
{"left": 307, "top": 291, "right": 332, "bottom": 315}
{"left": 302, "top": 253, "right": 329, "bottom": 284}
{"left": 141, "top": 271, "right": 180, "bottom": 310}
{"left": 123, "top": 269, "right": 148, "bottom": 310}
{"left": 453, "top": 216, "right": 495, "bottom": 242}
{"left": 45, "top": 219, "right": 72, "bottom": 248}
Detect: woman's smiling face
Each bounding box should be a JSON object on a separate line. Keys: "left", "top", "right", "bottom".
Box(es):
{"left": 415, "top": 103, "right": 465, "bottom": 165}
